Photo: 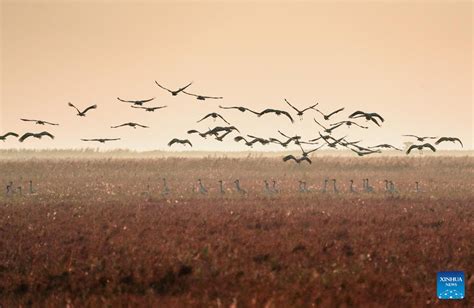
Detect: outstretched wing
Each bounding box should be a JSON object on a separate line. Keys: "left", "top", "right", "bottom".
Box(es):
{"left": 44, "top": 121, "right": 59, "bottom": 126}
{"left": 371, "top": 113, "right": 384, "bottom": 122}
{"left": 20, "top": 119, "right": 35, "bottom": 122}
{"left": 184, "top": 139, "right": 193, "bottom": 147}
{"left": 168, "top": 138, "right": 179, "bottom": 146}
{"left": 370, "top": 117, "right": 381, "bottom": 126}
{"left": 38, "top": 131, "right": 54, "bottom": 139}
{"left": 348, "top": 111, "right": 365, "bottom": 118}
{"left": 82, "top": 105, "right": 97, "bottom": 114}
{"left": 183, "top": 91, "right": 222, "bottom": 99}
{"left": 422, "top": 143, "right": 436, "bottom": 152}
{"left": 111, "top": 123, "right": 127, "bottom": 128}
{"left": 215, "top": 114, "right": 230, "bottom": 125}
{"left": 301, "top": 103, "right": 319, "bottom": 112}
{"left": 68, "top": 102, "right": 81, "bottom": 114}
{"left": 282, "top": 155, "right": 296, "bottom": 162}
{"left": 326, "top": 107, "right": 344, "bottom": 118}
{"left": 135, "top": 123, "right": 149, "bottom": 128}
{"left": 406, "top": 145, "right": 417, "bottom": 154}
{"left": 234, "top": 136, "right": 248, "bottom": 143}
{"left": 300, "top": 156, "right": 312, "bottom": 164}
{"left": 154, "top": 81, "right": 173, "bottom": 93}
{"left": 19, "top": 133, "right": 35, "bottom": 142}
{"left": 177, "top": 82, "right": 193, "bottom": 92}
{"left": 2, "top": 132, "right": 19, "bottom": 138}
{"left": 197, "top": 113, "right": 213, "bottom": 123}
{"left": 118, "top": 97, "right": 155, "bottom": 103}
{"left": 281, "top": 110, "right": 294, "bottom": 123}
{"left": 284, "top": 99, "right": 300, "bottom": 113}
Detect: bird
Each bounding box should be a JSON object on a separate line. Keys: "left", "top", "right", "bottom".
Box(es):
{"left": 284, "top": 99, "right": 319, "bottom": 120}
{"left": 117, "top": 97, "right": 155, "bottom": 106}
{"left": 435, "top": 137, "right": 463, "bottom": 147}
{"left": 187, "top": 129, "right": 210, "bottom": 138}
{"left": 330, "top": 121, "right": 368, "bottom": 129}
{"left": 81, "top": 138, "right": 120, "bottom": 143}
{"left": 269, "top": 136, "right": 300, "bottom": 148}
{"left": 197, "top": 113, "right": 230, "bottom": 125}
{"left": 182, "top": 91, "right": 223, "bottom": 101}
{"left": 197, "top": 179, "right": 207, "bottom": 194}
{"left": 214, "top": 130, "right": 234, "bottom": 142}
{"left": 321, "top": 179, "right": 328, "bottom": 193}
{"left": 298, "top": 180, "right": 309, "bottom": 193}
{"left": 20, "top": 119, "right": 59, "bottom": 126}
{"left": 314, "top": 118, "right": 344, "bottom": 134}
{"left": 403, "top": 135, "right": 438, "bottom": 142}
{"left": 282, "top": 155, "right": 312, "bottom": 164}
{"left": 349, "top": 147, "right": 381, "bottom": 156}
{"left": 332, "top": 179, "right": 339, "bottom": 193}
{"left": 258, "top": 108, "right": 294, "bottom": 123}
{"left": 369, "top": 144, "right": 402, "bottom": 151}
{"left": 234, "top": 136, "right": 268, "bottom": 147}
{"left": 364, "top": 179, "right": 374, "bottom": 193}
{"left": 319, "top": 133, "right": 346, "bottom": 148}
{"left": 246, "top": 135, "right": 271, "bottom": 145}
{"left": 168, "top": 138, "right": 192, "bottom": 147}
{"left": 406, "top": 143, "right": 436, "bottom": 154}
{"left": 111, "top": 122, "right": 148, "bottom": 129}
{"left": 68, "top": 103, "right": 97, "bottom": 117}
{"left": 0, "top": 132, "right": 19, "bottom": 141}
{"left": 349, "top": 111, "right": 384, "bottom": 126}
{"left": 298, "top": 143, "right": 325, "bottom": 157}
{"left": 162, "top": 178, "right": 170, "bottom": 195}
{"left": 19, "top": 131, "right": 54, "bottom": 142}
{"left": 155, "top": 81, "right": 193, "bottom": 96}
{"left": 131, "top": 105, "right": 167, "bottom": 112}
{"left": 349, "top": 180, "right": 357, "bottom": 193}
{"left": 315, "top": 107, "right": 344, "bottom": 120}
{"left": 207, "top": 126, "right": 240, "bottom": 136}
{"left": 234, "top": 179, "right": 247, "bottom": 194}
{"left": 219, "top": 105, "right": 260, "bottom": 115}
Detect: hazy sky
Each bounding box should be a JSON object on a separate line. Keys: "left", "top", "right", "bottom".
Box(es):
{"left": 1, "top": 1, "right": 472, "bottom": 151}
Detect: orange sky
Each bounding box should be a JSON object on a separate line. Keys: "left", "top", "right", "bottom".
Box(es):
{"left": 1, "top": 1, "right": 472, "bottom": 151}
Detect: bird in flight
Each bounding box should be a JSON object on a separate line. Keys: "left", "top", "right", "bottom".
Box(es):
{"left": 168, "top": 138, "right": 192, "bottom": 147}
{"left": 314, "top": 118, "right": 344, "bottom": 134}
{"left": 117, "top": 97, "right": 155, "bottom": 106}
{"left": 315, "top": 107, "right": 345, "bottom": 120}
{"left": 369, "top": 144, "right": 402, "bottom": 151}
{"left": 258, "top": 108, "right": 294, "bottom": 123}
{"left": 435, "top": 137, "right": 463, "bottom": 147}
{"left": 219, "top": 105, "right": 260, "bottom": 115}
{"left": 183, "top": 91, "right": 223, "bottom": 101}
{"left": 197, "top": 113, "right": 230, "bottom": 125}
{"left": 330, "top": 121, "right": 368, "bottom": 129}
{"left": 20, "top": 119, "right": 59, "bottom": 126}
{"left": 0, "top": 132, "right": 19, "bottom": 141}
{"left": 349, "top": 147, "right": 381, "bottom": 156}
{"left": 68, "top": 103, "right": 97, "bottom": 117}
{"left": 111, "top": 122, "right": 149, "bottom": 129}
{"left": 131, "top": 105, "right": 167, "bottom": 112}
{"left": 298, "top": 143, "right": 325, "bottom": 157}
{"left": 81, "top": 138, "right": 120, "bottom": 143}
{"left": 282, "top": 155, "right": 312, "bottom": 164}
{"left": 19, "top": 131, "right": 54, "bottom": 142}
{"left": 403, "top": 135, "right": 438, "bottom": 142}
{"left": 406, "top": 143, "right": 436, "bottom": 154}
{"left": 349, "top": 111, "right": 384, "bottom": 126}
{"left": 155, "top": 81, "right": 193, "bottom": 96}
{"left": 284, "top": 99, "right": 319, "bottom": 120}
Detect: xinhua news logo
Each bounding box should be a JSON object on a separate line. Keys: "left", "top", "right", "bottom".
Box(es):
{"left": 437, "top": 271, "right": 465, "bottom": 300}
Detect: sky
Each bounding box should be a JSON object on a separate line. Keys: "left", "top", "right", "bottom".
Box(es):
{"left": 1, "top": 0, "right": 472, "bottom": 151}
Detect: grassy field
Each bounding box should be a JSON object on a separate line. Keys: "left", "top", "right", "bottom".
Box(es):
{"left": 0, "top": 155, "right": 473, "bottom": 306}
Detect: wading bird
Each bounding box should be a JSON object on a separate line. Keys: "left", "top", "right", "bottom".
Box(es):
{"left": 258, "top": 108, "right": 294, "bottom": 123}
{"left": 111, "top": 122, "right": 149, "bottom": 129}
{"left": 155, "top": 81, "right": 193, "bottom": 96}
{"left": 282, "top": 155, "right": 312, "bottom": 164}
{"left": 117, "top": 97, "right": 155, "bottom": 106}
{"left": 315, "top": 107, "right": 344, "bottom": 120}
{"left": 68, "top": 103, "right": 97, "bottom": 117}
{"left": 20, "top": 119, "right": 59, "bottom": 126}
{"left": 19, "top": 131, "right": 54, "bottom": 142}
{"left": 0, "top": 132, "right": 19, "bottom": 141}
{"left": 197, "top": 113, "right": 230, "bottom": 125}
{"left": 81, "top": 138, "right": 120, "bottom": 143}
{"left": 403, "top": 135, "right": 438, "bottom": 142}
{"left": 349, "top": 111, "right": 384, "bottom": 126}
{"left": 406, "top": 143, "right": 436, "bottom": 154}
{"left": 183, "top": 91, "right": 223, "bottom": 101}
{"left": 435, "top": 137, "right": 463, "bottom": 147}
{"left": 131, "top": 105, "right": 167, "bottom": 112}
{"left": 284, "top": 99, "right": 319, "bottom": 120}
{"left": 168, "top": 138, "right": 192, "bottom": 147}
{"left": 369, "top": 144, "right": 402, "bottom": 151}
{"left": 219, "top": 105, "right": 260, "bottom": 115}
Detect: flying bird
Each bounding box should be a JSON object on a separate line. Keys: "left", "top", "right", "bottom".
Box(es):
{"left": 403, "top": 135, "right": 438, "bottom": 142}
{"left": 219, "top": 105, "right": 260, "bottom": 115}
{"left": 284, "top": 99, "right": 319, "bottom": 120}
{"left": 282, "top": 155, "right": 312, "bottom": 164}
{"left": 314, "top": 118, "right": 343, "bottom": 134}
{"left": 117, "top": 97, "right": 155, "bottom": 106}
{"left": 0, "top": 132, "right": 19, "bottom": 141}
{"left": 168, "top": 138, "right": 192, "bottom": 147}
{"left": 349, "top": 111, "right": 384, "bottom": 126}
{"left": 369, "top": 144, "right": 402, "bottom": 151}
{"left": 349, "top": 148, "right": 381, "bottom": 156}
{"left": 81, "top": 138, "right": 120, "bottom": 143}
{"left": 330, "top": 121, "right": 368, "bottom": 129}
{"left": 258, "top": 108, "right": 294, "bottom": 123}
{"left": 406, "top": 143, "right": 437, "bottom": 155}
{"left": 315, "top": 107, "right": 345, "bottom": 120}
{"left": 197, "top": 113, "right": 230, "bottom": 125}
{"left": 68, "top": 103, "right": 97, "bottom": 117}
{"left": 183, "top": 91, "right": 223, "bottom": 101}
{"left": 298, "top": 143, "right": 325, "bottom": 157}
{"left": 131, "top": 105, "right": 167, "bottom": 112}
{"left": 20, "top": 119, "right": 59, "bottom": 126}
{"left": 435, "top": 137, "right": 463, "bottom": 147}
{"left": 155, "top": 81, "right": 193, "bottom": 96}
{"left": 111, "top": 122, "right": 149, "bottom": 129}
{"left": 234, "top": 136, "right": 268, "bottom": 147}
{"left": 19, "top": 131, "right": 54, "bottom": 142}
{"left": 187, "top": 129, "right": 209, "bottom": 138}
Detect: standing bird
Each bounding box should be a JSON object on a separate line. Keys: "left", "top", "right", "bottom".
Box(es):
{"left": 117, "top": 97, "right": 155, "bottom": 106}
{"left": 282, "top": 155, "right": 312, "bottom": 164}
{"left": 315, "top": 107, "right": 345, "bottom": 120}
{"left": 197, "top": 179, "right": 208, "bottom": 194}
{"left": 219, "top": 105, "right": 260, "bottom": 115}
{"left": 218, "top": 180, "right": 225, "bottom": 195}
{"left": 234, "top": 179, "right": 247, "bottom": 194}
{"left": 81, "top": 138, "right": 120, "bottom": 143}
{"left": 349, "top": 111, "right": 384, "bottom": 126}
{"left": 131, "top": 106, "right": 167, "bottom": 112}
{"left": 284, "top": 99, "right": 319, "bottom": 120}
{"left": 68, "top": 102, "right": 97, "bottom": 117}
{"left": 403, "top": 135, "right": 438, "bottom": 142}
{"left": 182, "top": 91, "right": 223, "bottom": 101}
{"left": 0, "top": 132, "right": 19, "bottom": 141}
{"left": 369, "top": 144, "right": 402, "bottom": 151}
{"left": 258, "top": 108, "right": 294, "bottom": 123}
{"left": 406, "top": 143, "right": 436, "bottom": 155}
{"left": 111, "top": 122, "right": 148, "bottom": 129}
{"left": 197, "top": 113, "right": 230, "bottom": 125}
{"left": 168, "top": 138, "right": 192, "bottom": 147}
{"left": 435, "top": 137, "right": 463, "bottom": 147}
{"left": 19, "top": 131, "right": 54, "bottom": 142}
{"left": 20, "top": 119, "right": 59, "bottom": 126}
{"left": 155, "top": 81, "right": 193, "bottom": 96}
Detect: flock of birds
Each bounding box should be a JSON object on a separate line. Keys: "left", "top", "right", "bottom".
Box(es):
{"left": 0, "top": 81, "right": 464, "bottom": 164}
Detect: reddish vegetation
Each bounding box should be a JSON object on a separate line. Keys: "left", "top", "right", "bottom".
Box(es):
{"left": 0, "top": 156, "right": 473, "bottom": 306}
